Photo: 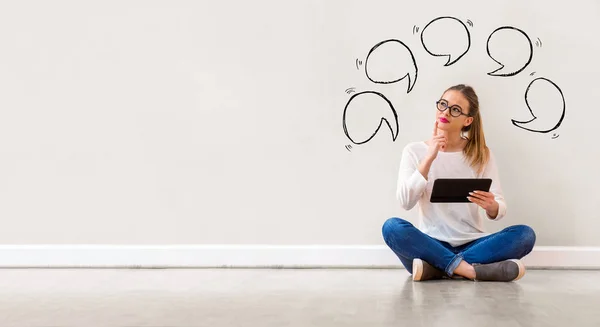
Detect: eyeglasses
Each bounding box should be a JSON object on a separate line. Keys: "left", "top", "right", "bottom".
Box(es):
{"left": 436, "top": 100, "right": 471, "bottom": 117}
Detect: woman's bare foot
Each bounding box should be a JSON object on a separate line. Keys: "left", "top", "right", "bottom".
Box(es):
{"left": 452, "top": 260, "right": 476, "bottom": 280}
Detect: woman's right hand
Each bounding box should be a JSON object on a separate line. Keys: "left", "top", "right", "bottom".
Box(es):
{"left": 426, "top": 121, "right": 447, "bottom": 161}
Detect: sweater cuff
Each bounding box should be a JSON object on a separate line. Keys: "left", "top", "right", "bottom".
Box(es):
{"left": 409, "top": 169, "right": 428, "bottom": 194}
{"left": 486, "top": 200, "right": 506, "bottom": 220}
{"left": 408, "top": 169, "right": 427, "bottom": 201}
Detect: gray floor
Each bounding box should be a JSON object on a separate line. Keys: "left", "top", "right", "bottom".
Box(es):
{"left": 0, "top": 268, "right": 597, "bottom": 327}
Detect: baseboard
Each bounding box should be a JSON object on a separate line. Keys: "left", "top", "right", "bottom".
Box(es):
{"left": 0, "top": 245, "right": 598, "bottom": 269}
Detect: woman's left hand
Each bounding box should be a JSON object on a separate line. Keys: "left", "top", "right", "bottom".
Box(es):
{"left": 468, "top": 190, "right": 499, "bottom": 217}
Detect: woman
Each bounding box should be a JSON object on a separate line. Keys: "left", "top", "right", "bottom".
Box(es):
{"left": 382, "top": 84, "right": 536, "bottom": 282}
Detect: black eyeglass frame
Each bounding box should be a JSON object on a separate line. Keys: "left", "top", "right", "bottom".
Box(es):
{"left": 436, "top": 100, "right": 472, "bottom": 117}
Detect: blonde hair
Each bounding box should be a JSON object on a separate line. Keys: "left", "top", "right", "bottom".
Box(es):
{"left": 444, "top": 84, "right": 489, "bottom": 174}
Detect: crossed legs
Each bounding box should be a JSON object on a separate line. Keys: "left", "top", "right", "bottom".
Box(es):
{"left": 381, "top": 217, "right": 536, "bottom": 280}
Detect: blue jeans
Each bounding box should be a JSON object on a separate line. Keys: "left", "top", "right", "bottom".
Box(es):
{"left": 381, "top": 217, "right": 536, "bottom": 276}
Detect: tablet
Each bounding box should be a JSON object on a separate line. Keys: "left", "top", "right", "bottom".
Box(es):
{"left": 430, "top": 178, "right": 492, "bottom": 203}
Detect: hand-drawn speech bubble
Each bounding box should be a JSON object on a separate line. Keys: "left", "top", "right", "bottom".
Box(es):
{"left": 487, "top": 26, "right": 533, "bottom": 77}
{"left": 343, "top": 91, "right": 399, "bottom": 145}
{"left": 420, "top": 16, "right": 471, "bottom": 66}
{"left": 364, "top": 39, "right": 418, "bottom": 93}
{"left": 512, "top": 77, "right": 565, "bottom": 133}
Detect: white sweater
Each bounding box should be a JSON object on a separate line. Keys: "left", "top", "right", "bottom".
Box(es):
{"left": 396, "top": 141, "right": 507, "bottom": 247}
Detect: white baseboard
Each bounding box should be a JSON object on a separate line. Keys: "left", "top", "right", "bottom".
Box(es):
{"left": 0, "top": 245, "right": 598, "bottom": 269}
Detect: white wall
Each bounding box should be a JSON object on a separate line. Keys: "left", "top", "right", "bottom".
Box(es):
{"left": 0, "top": 0, "right": 597, "bottom": 256}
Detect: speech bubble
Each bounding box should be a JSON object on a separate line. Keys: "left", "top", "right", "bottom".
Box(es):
{"left": 364, "top": 39, "right": 418, "bottom": 93}
{"left": 343, "top": 91, "right": 399, "bottom": 145}
{"left": 420, "top": 16, "right": 471, "bottom": 66}
{"left": 512, "top": 77, "right": 565, "bottom": 133}
{"left": 487, "top": 26, "right": 533, "bottom": 77}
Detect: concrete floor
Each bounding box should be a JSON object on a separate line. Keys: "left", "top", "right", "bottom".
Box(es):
{"left": 0, "top": 268, "right": 597, "bottom": 326}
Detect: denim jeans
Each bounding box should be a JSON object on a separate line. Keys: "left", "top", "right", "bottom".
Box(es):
{"left": 381, "top": 217, "right": 536, "bottom": 276}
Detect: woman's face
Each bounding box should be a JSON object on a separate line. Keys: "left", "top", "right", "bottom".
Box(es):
{"left": 436, "top": 90, "right": 473, "bottom": 132}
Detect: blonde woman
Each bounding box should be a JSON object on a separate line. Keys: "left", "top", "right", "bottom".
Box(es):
{"left": 382, "top": 84, "right": 536, "bottom": 282}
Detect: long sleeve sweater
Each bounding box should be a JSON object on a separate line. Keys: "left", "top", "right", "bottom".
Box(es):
{"left": 396, "top": 141, "right": 507, "bottom": 247}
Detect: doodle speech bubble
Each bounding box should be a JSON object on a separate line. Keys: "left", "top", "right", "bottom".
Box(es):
{"left": 364, "top": 39, "right": 418, "bottom": 93}
{"left": 487, "top": 26, "right": 533, "bottom": 77}
{"left": 420, "top": 16, "right": 471, "bottom": 66}
{"left": 512, "top": 77, "right": 565, "bottom": 133}
{"left": 343, "top": 91, "right": 399, "bottom": 145}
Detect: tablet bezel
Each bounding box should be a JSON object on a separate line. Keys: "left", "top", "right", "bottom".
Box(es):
{"left": 430, "top": 178, "right": 493, "bottom": 203}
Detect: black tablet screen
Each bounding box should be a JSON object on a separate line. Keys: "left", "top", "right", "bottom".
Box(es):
{"left": 430, "top": 178, "right": 492, "bottom": 203}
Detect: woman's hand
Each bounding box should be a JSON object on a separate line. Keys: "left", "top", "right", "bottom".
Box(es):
{"left": 426, "top": 121, "right": 447, "bottom": 161}
{"left": 467, "top": 190, "right": 499, "bottom": 218}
